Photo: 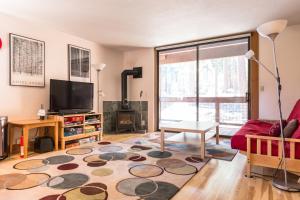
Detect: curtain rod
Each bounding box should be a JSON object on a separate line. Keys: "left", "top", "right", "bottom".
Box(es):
{"left": 155, "top": 33, "right": 251, "bottom": 51}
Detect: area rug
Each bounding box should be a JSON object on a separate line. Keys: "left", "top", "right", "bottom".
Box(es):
{"left": 126, "top": 132, "right": 238, "bottom": 161}
{"left": 0, "top": 140, "right": 209, "bottom": 200}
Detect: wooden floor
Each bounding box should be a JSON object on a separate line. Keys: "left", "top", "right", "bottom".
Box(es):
{"left": 105, "top": 133, "right": 300, "bottom": 200}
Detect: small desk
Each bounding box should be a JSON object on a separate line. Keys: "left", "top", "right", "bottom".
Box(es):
{"left": 160, "top": 120, "right": 219, "bottom": 160}
{"left": 8, "top": 119, "right": 59, "bottom": 158}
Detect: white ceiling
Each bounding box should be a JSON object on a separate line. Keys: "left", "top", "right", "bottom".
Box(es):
{"left": 0, "top": 0, "right": 300, "bottom": 49}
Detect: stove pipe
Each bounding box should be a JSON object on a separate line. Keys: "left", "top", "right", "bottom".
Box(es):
{"left": 121, "top": 67, "right": 142, "bottom": 110}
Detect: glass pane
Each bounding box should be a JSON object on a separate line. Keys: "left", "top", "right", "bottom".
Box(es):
{"left": 159, "top": 47, "right": 197, "bottom": 123}
{"left": 220, "top": 103, "right": 248, "bottom": 124}
{"left": 198, "top": 103, "right": 215, "bottom": 122}
{"left": 199, "top": 56, "right": 248, "bottom": 97}
{"left": 198, "top": 38, "right": 249, "bottom": 126}
{"left": 160, "top": 102, "right": 196, "bottom": 121}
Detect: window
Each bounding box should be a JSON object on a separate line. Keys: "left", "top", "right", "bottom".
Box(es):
{"left": 158, "top": 37, "right": 250, "bottom": 134}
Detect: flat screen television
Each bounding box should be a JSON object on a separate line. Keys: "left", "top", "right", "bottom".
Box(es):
{"left": 50, "top": 79, "right": 94, "bottom": 113}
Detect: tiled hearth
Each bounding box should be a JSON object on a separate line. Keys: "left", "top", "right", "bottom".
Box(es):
{"left": 103, "top": 101, "right": 148, "bottom": 133}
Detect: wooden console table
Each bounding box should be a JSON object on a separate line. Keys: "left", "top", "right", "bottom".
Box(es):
{"left": 8, "top": 119, "right": 59, "bottom": 158}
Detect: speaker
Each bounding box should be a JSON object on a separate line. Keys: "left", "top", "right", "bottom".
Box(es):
{"left": 34, "top": 136, "right": 54, "bottom": 153}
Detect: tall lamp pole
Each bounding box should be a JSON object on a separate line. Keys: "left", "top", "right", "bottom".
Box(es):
{"left": 245, "top": 19, "right": 300, "bottom": 192}
{"left": 93, "top": 63, "right": 106, "bottom": 113}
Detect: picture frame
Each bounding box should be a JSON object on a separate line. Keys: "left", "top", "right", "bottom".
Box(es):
{"left": 9, "top": 33, "right": 45, "bottom": 87}
{"left": 68, "top": 44, "right": 91, "bottom": 82}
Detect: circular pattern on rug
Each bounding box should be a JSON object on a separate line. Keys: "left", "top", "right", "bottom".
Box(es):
{"left": 129, "top": 164, "right": 164, "bottom": 178}
{"left": 13, "top": 159, "right": 48, "bottom": 170}
{"left": 92, "top": 168, "right": 113, "bottom": 177}
{"left": 98, "top": 141, "right": 111, "bottom": 145}
{"left": 128, "top": 155, "right": 147, "bottom": 162}
{"left": 40, "top": 194, "right": 66, "bottom": 200}
{"left": 99, "top": 145, "right": 123, "bottom": 153}
{"left": 156, "top": 158, "right": 187, "bottom": 169}
{"left": 165, "top": 164, "right": 197, "bottom": 175}
{"left": 28, "top": 165, "right": 50, "bottom": 173}
{"left": 66, "top": 147, "right": 93, "bottom": 155}
{"left": 59, "top": 187, "right": 107, "bottom": 200}
{"left": 137, "top": 181, "right": 179, "bottom": 200}
{"left": 57, "top": 163, "right": 79, "bottom": 170}
{"left": 147, "top": 150, "right": 172, "bottom": 158}
{"left": 87, "top": 161, "right": 107, "bottom": 167}
{"left": 85, "top": 182, "right": 107, "bottom": 191}
{"left": 0, "top": 173, "right": 27, "bottom": 189}
{"left": 99, "top": 152, "right": 127, "bottom": 161}
{"left": 116, "top": 178, "right": 157, "bottom": 196}
{"left": 185, "top": 156, "right": 203, "bottom": 163}
{"left": 124, "top": 151, "right": 138, "bottom": 158}
{"left": 47, "top": 173, "right": 89, "bottom": 189}
{"left": 83, "top": 154, "right": 107, "bottom": 167}
{"left": 7, "top": 173, "right": 50, "bottom": 190}
{"left": 130, "top": 145, "right": 152, "bottom": 151}
{"left": 47, "top": 176, "right": 64, "bottom": 187}
{"left": 83, "top": 154, "right": 104, "bottom": 162}
{"left": 46, "top": 155, "right": 75, "bottom": 165}
{"left": 206, "top": 149, "right": 229, "bottom": 157}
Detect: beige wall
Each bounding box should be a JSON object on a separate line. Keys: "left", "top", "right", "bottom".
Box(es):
{"left": 2, "top": 11, "right": 298, "bottom": 135}
{"left": 259, "top": 24, "right": 300, "bottom": 119}
{"left": 123, "top": 48, "right": 155, "bottom": 131}
{"left": 0, "top": 13, "right": 123, "bottom": 121}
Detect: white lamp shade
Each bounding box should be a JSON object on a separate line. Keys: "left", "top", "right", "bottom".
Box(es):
{"left": 244, "top": 50, "right": 255, "bottom": 60}
{"left": 93, "top": 63, "right": 106, "bottom": 71}
{"left": 257, "top": 19, "right": 287, "bottom": 39}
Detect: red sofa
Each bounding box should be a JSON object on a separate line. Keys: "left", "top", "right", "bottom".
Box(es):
{"left": 231, "top": 99, "right": 300, "bottom": 175}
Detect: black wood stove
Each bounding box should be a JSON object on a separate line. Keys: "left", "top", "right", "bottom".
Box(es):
{"left": 116, "top": 67, "right": 142, "bottom": 132}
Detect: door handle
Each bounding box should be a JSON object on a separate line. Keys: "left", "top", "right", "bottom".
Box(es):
{"left": 245, "top": 92, "right": 250, "bottom": 102}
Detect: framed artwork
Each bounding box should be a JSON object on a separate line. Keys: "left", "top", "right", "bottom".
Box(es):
{"left": 68, "top": 44, "right": 91, "bottom": 82}
{"left": 9, "top": 33, "right": 45, "bottom": 87}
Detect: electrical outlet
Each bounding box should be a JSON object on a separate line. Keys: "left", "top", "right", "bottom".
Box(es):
{"left": 260, "top": 85, "right": 264, "bottom": 91}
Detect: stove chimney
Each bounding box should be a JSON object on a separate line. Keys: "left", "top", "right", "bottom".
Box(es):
{"left": 121, "top": 67, "right": 142, "bottom": 110}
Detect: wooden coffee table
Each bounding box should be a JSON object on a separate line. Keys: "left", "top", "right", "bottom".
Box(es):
{"left": 160, "top": 120, "right": 219, "bottom": 160}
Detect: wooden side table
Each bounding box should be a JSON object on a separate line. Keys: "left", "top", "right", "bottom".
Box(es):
{"left": 8, "top": 119, "right": 59, "bottom": 158}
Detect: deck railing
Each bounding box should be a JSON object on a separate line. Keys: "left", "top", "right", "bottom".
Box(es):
{"left": 160, "top": 96, "right": 248, "bottom": 125}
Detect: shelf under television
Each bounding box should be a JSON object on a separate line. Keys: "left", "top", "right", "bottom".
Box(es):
{"left": 49, "top": 113, "right": 103, "bottom": 150}
{"left": 84, "top": 122, "right": 101, "bottom": 126}
{"left": 63, "top": 131, "right": 101, "bottom": 141}
{"left": 64, "top": 124, "right": 84, "bottom": 128}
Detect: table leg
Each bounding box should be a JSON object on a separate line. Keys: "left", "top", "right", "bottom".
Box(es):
{"left": 200, "top": 133, "right": 205, "bottom": 160}
{"left": 99, "top": 131, "right": 103, "bottom": 141}
{"left": 23, "top": 127, "right": 29, "bottom": 158}
{"left": 216, "top": 125, "right": 220, "bottom": 145}
{"left": 9, "top": 125, "right": 14, "bottom": 155}
{"left": 54, "top": 124, "right": 58, "bottom": 151}
{"left": 160, "top": 129, "right": 165, "bottom": 152}
{"left": 61, "top": 138, "right": 65, "bottom": 150}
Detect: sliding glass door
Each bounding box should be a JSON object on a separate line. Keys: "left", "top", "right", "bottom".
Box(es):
{"left": 159, "top": 47, "right": 197, "bottom": 121}
{"left": 158, "top": 37, "right": 250, "bottom": 134}
{"left": 198, "top": 39, "right": 249, "bottom": 125}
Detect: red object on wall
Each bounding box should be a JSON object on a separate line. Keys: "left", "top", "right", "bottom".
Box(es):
{"left": 0, "top": 38, "right": 2, "bottom": 49}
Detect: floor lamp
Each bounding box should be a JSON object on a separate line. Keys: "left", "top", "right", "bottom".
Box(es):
{"left": 245, "top": 19, "right": 300, "bottom": 192}
{"left": 93, "top": 63, "right": 106, "bottom": 113}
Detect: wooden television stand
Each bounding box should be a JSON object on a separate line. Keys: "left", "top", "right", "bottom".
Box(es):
{"left": 51, "top": 113, "right": 103, "bottom": 150}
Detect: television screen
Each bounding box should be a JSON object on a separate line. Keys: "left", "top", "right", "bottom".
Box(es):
{"left": 50, "top": 79, "right": 93, "bottom": 112}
